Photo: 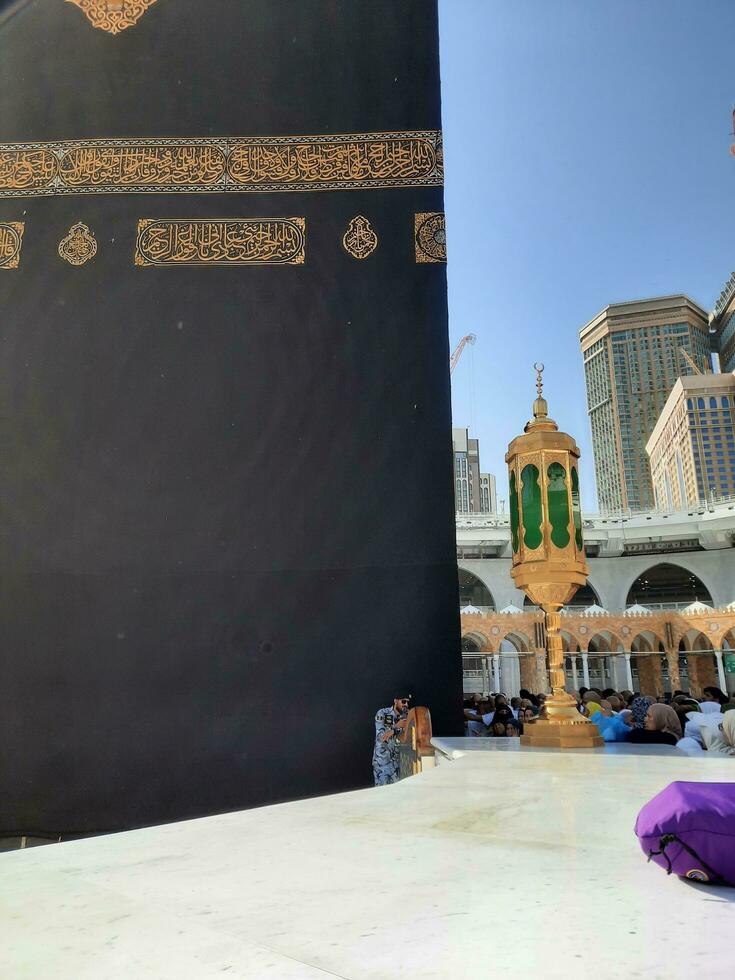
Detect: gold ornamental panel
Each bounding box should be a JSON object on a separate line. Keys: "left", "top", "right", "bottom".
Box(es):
{"left": 58, "top": 222, "right": 98, "bottom": 266}
{"left": 414, "top": 212, "right": 447, "bottom": 263}
{"left": 512, "top": 449, "right": 545, "bottom": 563}
{"left": 342, "top": 215, "right": 378, "bottom": 259}
{"left": 134, "top": 218, "right": 306, "bottom": 267}
{"left": 0, "top": 133, "right": 443, "bottom": 198}
{"left": 0, "top": 222, "right": 24, "bottom": 269}
{"left": 66, "top": 1, "right": 159, "bottom": 35}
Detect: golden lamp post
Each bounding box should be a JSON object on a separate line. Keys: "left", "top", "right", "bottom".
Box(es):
{"left": 506, "top": 364, "right": 603, "bottom": 748}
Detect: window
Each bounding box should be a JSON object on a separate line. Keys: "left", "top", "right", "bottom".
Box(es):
{"left": 698, "top": 398, "right": 705, "bottom": 409}
{"left": 710, "top": 397, "right": 717, "bottom": 409}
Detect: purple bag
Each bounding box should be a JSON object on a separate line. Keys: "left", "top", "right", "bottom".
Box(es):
{"left": 635, "top": 781, "right": 735, "bottom": 886}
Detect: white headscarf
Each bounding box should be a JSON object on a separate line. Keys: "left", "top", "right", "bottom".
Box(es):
{"left": 699, "top": 701, "right": 723, "bottom": 715}
{"left": 704, "top": 709, "right": 735, "bottom": 757}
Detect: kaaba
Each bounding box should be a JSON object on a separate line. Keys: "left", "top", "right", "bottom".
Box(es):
{"left": 0, "top": 0, "right": 462, "bottom": 834}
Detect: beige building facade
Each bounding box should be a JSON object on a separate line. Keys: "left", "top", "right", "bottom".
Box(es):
{"left": 460, "top": 606, "right": 735, "bottom": 700}
{"left": 647, "top": 372, "right": 735, "bottom": 510}
{"left": 580, "top": 296, "right": 711, "bottom": 513}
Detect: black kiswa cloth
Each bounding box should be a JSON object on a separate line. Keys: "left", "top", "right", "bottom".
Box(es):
{"left": 0, "top": 0, "right": 462, "bottom": 833}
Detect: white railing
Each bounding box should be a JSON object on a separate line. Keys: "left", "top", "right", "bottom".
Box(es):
{"left": 461, "top": 601, "right": 725, "bottom": 614}
{"left": 456, "top": 494, "right": 735, "bottom": 526}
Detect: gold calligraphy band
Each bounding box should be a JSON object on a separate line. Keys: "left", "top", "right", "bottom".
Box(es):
{"left": 0, "top": 132, "right": 443, "bottom": 198}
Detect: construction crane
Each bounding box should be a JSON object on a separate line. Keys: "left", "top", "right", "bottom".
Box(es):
{"left": 678, "top": 347, "right": 710, "bottom": 375}
{"left": 450, "top": 334, "right": 476, "bottom": 375}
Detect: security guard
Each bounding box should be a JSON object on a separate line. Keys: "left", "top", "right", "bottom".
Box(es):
{"left": 372, "top": 691, "right": 412, "bottom": 786}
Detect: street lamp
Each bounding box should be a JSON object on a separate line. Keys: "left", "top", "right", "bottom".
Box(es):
{"left": 506, "top": 364, "right": 603, "bottom": 747}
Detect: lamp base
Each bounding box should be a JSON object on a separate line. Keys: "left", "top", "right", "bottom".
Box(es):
{"left": 520, "top": 719, "right": 604, "bottom": 748}
{"left": 521, "top": 692, "right": 604, "bottom": 748}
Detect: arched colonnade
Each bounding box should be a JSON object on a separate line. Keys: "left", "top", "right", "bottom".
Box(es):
{"left": 461, "top": 611, "right": 735, "bottom": 699}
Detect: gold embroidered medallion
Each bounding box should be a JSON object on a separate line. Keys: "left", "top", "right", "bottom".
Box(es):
{"left": 66, "top": 0, "right": 159, "bottom": 35}
{"left": 342, "top": 216, "right": 378, "bottom": 260}
{"left": 0, "top": 222, "right": 24, "bottom": 269}
{"left": 58, "top": 222, "right": 98, "bottom": 266}
{"left": 135, "top": 218, "right": 306, "bottom": 267}
{"left": 415, "top": 212, "right": 447, "bottom": 263}
{"left": 0, "top": 132, "right": 443, "bottom": 198}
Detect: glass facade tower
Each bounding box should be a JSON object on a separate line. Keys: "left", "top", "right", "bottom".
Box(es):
{"left": 580, "top": 296, "right": 711, "bottom": 513}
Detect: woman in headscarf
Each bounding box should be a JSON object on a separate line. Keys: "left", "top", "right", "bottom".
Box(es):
{"left": 581, "top": 690, "right": 603, "bottom": 717}
{"left": 699, "top": 700, "right": 724, "bottom": 716}
{"left": 672, "top": 696, "right": 700, "bottom": 732}
{"left": 491, "top": 694, "right": 515, "bottom": 730}
{"left": 704, "top": 709, "right": 735, "bottom": 757}
{"left": 629, "top": 695, "right": 655, "bottom": 729}
{"left": 628, "top": 703, "right": 682, "bottom": 745}
{"left": 505, "top": 718, "right": 521, "bottom": 737}
{"left": 520, "top": 703, "right": 537, "bottom": 724}
{"left": 606, "top": 694, "right": 624, "bottom": 713}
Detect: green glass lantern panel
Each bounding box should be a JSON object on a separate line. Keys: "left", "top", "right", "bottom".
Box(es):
{"left": 547, "top": 462, "right": 570, "bottom": 549}
{"left": 520, "top": 464, "right": 542, "bottom": 550}
{"left": 571, "top": 465, "right": 583, "bottom": 551}
{"left": 509, "top": 470, "right": 520, "bottom": 553}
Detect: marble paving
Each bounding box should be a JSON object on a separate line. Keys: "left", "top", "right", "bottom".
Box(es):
{"left": 1, "top": 743, "right": 733, "bottom": 978}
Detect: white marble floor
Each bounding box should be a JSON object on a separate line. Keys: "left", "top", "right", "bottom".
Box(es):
{"left": 1, "top": 743, "right": 734, "bottom": 979}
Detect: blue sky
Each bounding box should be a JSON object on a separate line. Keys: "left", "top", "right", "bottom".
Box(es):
{"left": 438, "top": 0, "right": 735, "bottom": 510}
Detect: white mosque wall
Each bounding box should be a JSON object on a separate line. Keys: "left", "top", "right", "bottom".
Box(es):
{"left": 458, "top": 549, "right": 735, "bottom": 613}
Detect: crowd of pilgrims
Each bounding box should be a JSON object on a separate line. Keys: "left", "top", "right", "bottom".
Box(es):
{"left": 463, "top": 686, "right": 735, "bottom": 755}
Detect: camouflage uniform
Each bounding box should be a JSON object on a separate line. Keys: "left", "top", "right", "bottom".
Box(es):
{"left": 372, "top": 704, "right": 408, "bottom": 786}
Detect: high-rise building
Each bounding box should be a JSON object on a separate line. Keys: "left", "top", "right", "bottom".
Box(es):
{"left": 646, "top": 372, "right": 735, "bottom": 509}
{"left": 710, "top": 272, "right": 735, "bottom": 372}
{"left": 580, "top": 295, "right": 711, "bottom": 513}
{"left": 452, "top": 428, "right": 496, "bottom": 513}
{"left": 479, "top": 473, "right": 497, "bottom": 513}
